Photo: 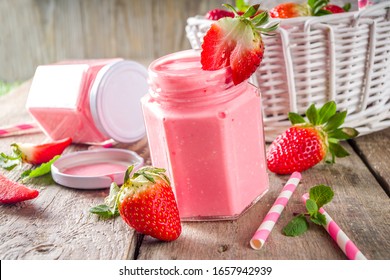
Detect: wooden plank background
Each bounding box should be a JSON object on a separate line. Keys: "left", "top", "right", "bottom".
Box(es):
{"left": 0, "top": 0, "right": 358, "bottom": 82}
{"left": 0, "top": 0, "right": 230, "bottom": 82}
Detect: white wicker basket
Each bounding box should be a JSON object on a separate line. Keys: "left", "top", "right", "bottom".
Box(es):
{"left": 186, "top": 2, "right": 390, "bottom": 141}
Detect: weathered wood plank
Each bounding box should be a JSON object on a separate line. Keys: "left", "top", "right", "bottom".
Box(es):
{"left": 0, "top": 83, "right": 143, "bottom": 260}
{"left": 350, "top": 129, "right": 390, "bottom": 196}
{"left": 0, "top": 0, "right": 230, "bottom": 82}
{"left": 137, "top": 143, "right": 390, "bottom": 260}
{"left": 1, "top": 81, "right": 389, "bottom": 260}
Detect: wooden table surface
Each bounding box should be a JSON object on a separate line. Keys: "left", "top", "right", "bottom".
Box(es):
{"left": 0, "top": 81, "right": 389, "bottom": 260}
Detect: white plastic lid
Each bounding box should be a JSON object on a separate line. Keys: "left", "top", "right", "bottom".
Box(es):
{"left": 51, "top": 149, "right": 144, "bottom": 189}
{"left": 90, "top": 60, "right": 148, "bottom": 143}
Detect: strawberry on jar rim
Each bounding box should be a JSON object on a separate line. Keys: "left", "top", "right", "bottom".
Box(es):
{"left": 117, "top": 166, "right": 181, "bottom": 242}
{"left": 201, "top": 4, "right": 279, "bottom": 85}
{"left": 267, "top": 101, "right": 359, "bottom": 175}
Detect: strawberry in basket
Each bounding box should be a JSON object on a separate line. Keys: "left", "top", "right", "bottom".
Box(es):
{"left": 201, "top": 3, "right": 278, "bottom": 85}
{"left": 269, "top": 0, "right": 350, "bottom": 18}
{"left": 205, "top": 0, "right": 264, "bottom": 20}
{"left": 267, "top": 101, "right": 359, "bottom": 175}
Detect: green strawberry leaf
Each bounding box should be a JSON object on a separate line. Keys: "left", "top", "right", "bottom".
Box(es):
{"left": 0, "top": 152, "right": 21, "bottom": 171}
{"left": 283, "top": 214, "right": 309, "bottom": 237}
{"left": 305, "top": 199, "right": 318, "bottom": 216}
{"left": 323, "top": 111, "right": 347, "bottom": 132}
{"left": 223, "top": 3, "right": 238, "bottom": 15}
{"left": 312, "top": 0, "right": 330, "bottom": 15}
{"left": 343, "top": 3, "right": 351, "bottom": 12}
{"left": 310, "top": 212, "right": 327, "bottom": 226}
{"left": 21, "top": 155, "right": 60, "bottom": 178}
{"left": 252, "top": 11, "right": 269, "bottom": 26}
{"left": 124, "top": 165, "right": 134, "bottom": 183}
{"left": 329, "top": 142, "right": 350, "bottom": 158}
{"left": 328, "top": 127, "right": 359, "bottom": 140}
{"left": 309, "top": 185, "right": 334, "bottom": 208}
{"left": 242, "top": 4, "right": 260, "bottom": 18}
{"left": 288, "top": 112, "right": 306, "bottom": 125}
{"left": 235, "top": 0, "right": 250, "bottom": 12}
{"left": 89, "top": 204, "right": 118, "bottom": 219}
{"left": 318, "top": 101, "right": 337, "bottom": 124}
{"left": 90, "top": 182, "right": 120, "bottom": 219}
{"left": 306, "top": 104, "right": 319, "bottom": 125}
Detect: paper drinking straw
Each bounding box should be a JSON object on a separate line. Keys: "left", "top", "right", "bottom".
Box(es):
{"left": 250, "top": 172, "right": 302, "bottom": 250}
{"left": 0, "top": 123, "right": 41, "bottom": 138}
{"left": 302, "top": 193, "right": 367, "bottom": 260}
{"left": 87, "top": 139, "right": 118, "bottom": 150}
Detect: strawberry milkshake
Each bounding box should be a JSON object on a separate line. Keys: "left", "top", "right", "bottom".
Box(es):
{"left": 142, "top": 50, "right": 269, "bottom": 220}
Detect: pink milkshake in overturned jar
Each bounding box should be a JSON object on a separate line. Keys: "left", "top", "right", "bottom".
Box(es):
{"left": 142, "top": 50, "right": 269, "bottom": 220}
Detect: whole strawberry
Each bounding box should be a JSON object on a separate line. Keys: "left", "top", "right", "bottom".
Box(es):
{"left": 269, "top": 2, "right": 311, "bottom": 18}
{"left": 205, "top": 9, "right": 235, "bottom": 20}
{"left": 201, "top": 4, "right": 278, "bottom": 85}
{"left": 117, "top": 166, "right": 181, "bottom": 241}
{"left": 267, "top": 101, "right": 359, "bottom": 174}
{"left": 269, "top": 0, "right": 346, "bottom": 18}
{"left": 322, "top": 3, "right": 351, "bottom": 14}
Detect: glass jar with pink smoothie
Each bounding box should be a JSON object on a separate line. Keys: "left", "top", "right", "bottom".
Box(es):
{"left": 142, "top": 50, "right": 269, "bottom": 220}
{"left": 26, "top": 59, "right": 148, "bottom": 144}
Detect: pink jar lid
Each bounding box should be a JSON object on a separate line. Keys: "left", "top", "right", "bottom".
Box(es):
{"left": 90, "top": 60, "right": 148, "bottom": 143}
{"left": 51, "top": 148, "right": 144, "bottom": 189}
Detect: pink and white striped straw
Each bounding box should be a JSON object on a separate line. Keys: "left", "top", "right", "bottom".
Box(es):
{"left": 0, "top": 123, "right": 41, "bottom": 138}
{"left": 302, "top": 193, "right": 367, "bottom": 260}
{"left": 87, "top": 139, "right": 118, "bottom": 150}
{"left": 250, "top": 172, "right": 302, "bottom": 250}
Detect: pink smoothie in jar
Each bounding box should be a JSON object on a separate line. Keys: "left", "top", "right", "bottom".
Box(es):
{"left": 26, "top": 59, "right": 148, "bottom": 144}
{"left": 142, "top": 50, "right": 269, "bottom": 220}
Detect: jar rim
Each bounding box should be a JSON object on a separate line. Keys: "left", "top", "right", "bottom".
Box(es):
{"left": 149, "top": 49, "right": 230, "bottom": 80}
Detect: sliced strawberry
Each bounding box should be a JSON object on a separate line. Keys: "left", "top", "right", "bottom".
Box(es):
{"left": 118, "top": 166, "right": 181, "bottom": 242}
{"left": 11, "top": 137, "right": 72, "bottom": 165}
{"left": 0, "top": 174, "right": 39, "bottom": 204}
{"left": 201, "top": 4, "right": 278, "bottom": 85}
{"left": 267, "top": 101, "right": 359, "bottom": 174}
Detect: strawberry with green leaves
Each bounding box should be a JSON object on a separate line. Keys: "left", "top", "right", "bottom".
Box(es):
{"left": 201, "top": 4, "right": 279, "bottom": 85}
{"left": 91, "top": 166, "right": 182, "bottom": 241}
{"left": 269, "top": 0, "right": 345, "bottom": 18}
{"left": 267, "top": 101, "right": 359, "bottom": 175}
{"left": 117, "top": 166, "right": 181, "bottom": 241}
{"left": 0, "top": 174, "right": 39, "bottom": 204}
{"left": 205, "top": 0, "right": 264, "bottom": 20}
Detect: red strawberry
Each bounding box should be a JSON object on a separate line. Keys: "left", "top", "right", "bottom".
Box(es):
{"left": 205, "top": 9, "right": 235, "bottom": 20}
{"left": 322, "top": 3, "right": 351, "bottom": 14}
{"left": 0, "top": 174, "right": 39, "bottom": 204}
{"left": 11, "top": 137, "right": 72, "bottom": 165}
{"left": 201, "top": 4, "right": 278, "bottom": 85}
{"left": 269, "top": 2, "right": 310, "bottom": 18}
{"left": 267, "top": 101, "right": 359, "bottom": 174}
{"left": 269, "top": 0, "right": 342, "bottom": 18}
{"left": 118, "top": 166, "right": 181, "bottom": 241}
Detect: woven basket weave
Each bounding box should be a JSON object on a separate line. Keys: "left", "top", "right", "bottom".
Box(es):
{"left": 186, "top": 2, "right": 390, "bottom": 141}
